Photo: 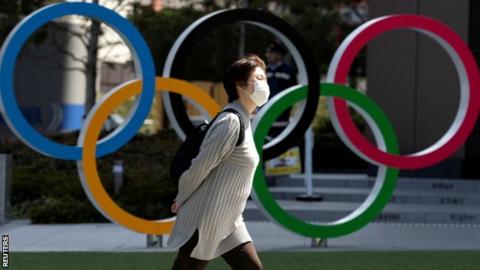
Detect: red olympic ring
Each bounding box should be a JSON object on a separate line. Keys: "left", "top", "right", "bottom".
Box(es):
{"left": 327, "top": 14, "right": 480, "bottom": 169}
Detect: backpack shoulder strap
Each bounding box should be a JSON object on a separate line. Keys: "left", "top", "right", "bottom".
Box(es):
{"left": 223, "top": 108, "right": 245, "bottom": 146}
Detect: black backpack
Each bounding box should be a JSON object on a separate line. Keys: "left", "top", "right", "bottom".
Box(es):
{"left": 169, "top": 108, "right": 245, "bottom": 185}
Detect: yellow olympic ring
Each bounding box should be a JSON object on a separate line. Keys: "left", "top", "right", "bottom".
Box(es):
{"left": 78, "top": 77, "right": 221, "bottom": 234}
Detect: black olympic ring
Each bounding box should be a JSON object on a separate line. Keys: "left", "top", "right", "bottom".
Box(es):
{"left": 162, "top": 8, "right": 320, "bottom": 160}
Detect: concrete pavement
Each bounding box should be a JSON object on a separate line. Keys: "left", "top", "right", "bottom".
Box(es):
{"left": 1, "top": 219, "right": 479, "bottom": 252}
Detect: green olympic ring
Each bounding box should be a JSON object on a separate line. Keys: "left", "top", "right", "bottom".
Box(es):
{"left": 251, "top": 83, "right": 399, "bottom": 238}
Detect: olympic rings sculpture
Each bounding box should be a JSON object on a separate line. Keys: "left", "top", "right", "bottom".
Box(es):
{"left": 0, "top": 2, "right": 479, "bottom": 239}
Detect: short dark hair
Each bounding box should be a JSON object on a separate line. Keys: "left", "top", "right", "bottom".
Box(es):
{"left": 223, "top": 54, "right": 266, "bottom": 102}
{"left": 266, "top": 40, "right": 287, "bottom": 55}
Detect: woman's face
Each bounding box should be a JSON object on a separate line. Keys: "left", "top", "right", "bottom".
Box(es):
{"left": 242, "top": 66, "right": 267, "bottom": 95}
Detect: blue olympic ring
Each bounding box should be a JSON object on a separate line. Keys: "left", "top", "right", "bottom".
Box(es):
{"left": 0, "top": 2, "right": 155, "bottom": 160}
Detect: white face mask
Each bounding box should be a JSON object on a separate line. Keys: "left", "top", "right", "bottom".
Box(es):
{"left": 241, "top": 79, "right": 270, "bottom": 107}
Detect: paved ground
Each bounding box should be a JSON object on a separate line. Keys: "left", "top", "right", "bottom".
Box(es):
{"left": 1, "top": 219, "right": 479, "bottom": 252}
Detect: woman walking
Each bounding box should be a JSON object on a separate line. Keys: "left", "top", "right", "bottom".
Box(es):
{"left": 167, "top": 54, "right": 269, "bottom": 270}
